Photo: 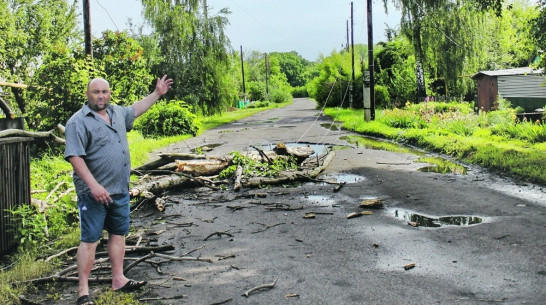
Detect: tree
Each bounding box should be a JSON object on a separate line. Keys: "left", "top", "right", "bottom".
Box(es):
{"left": 269, "top": 51, "right": 309, "bottom": 87}
{"left": 92, "top": 30, "right": 154, "bottom": 105}
{"left": 0, "top": 0, "right": 79, "bottom": 115}
{"left": 531, "top": 1, "right": 546, "bottom": 70}
{"left": 141, "top": 0, "right": 236, "bottom": 115}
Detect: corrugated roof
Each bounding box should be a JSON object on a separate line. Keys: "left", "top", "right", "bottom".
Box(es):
{"left": 473, "top": 67, "right": 544, "bottom": 78}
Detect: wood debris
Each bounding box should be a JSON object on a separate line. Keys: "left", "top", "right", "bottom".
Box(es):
{"left": 360, "top": 198, "right": 384, "bottom": 209}
{"left": 346, "top": 211, "right": 373, "bottom": 219}
{"left": 243, "top": 277, "right": 278, "bottom": 297}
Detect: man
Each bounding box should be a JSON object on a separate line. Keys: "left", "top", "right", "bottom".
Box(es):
{"left": 65, "top": 75, "right": 173, "bottom": 305}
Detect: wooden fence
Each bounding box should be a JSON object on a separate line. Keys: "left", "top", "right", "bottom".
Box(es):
{"left": 0, "top": 118, "right": 31, "bottom": 255}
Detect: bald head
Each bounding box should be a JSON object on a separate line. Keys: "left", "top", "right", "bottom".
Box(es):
{"left": 86, "top": 78, "right": 112, "bottom": 112}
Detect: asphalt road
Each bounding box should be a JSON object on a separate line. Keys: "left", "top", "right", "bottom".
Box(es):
{"left": 105, "top": 98, "right": 546, "bottom": 304}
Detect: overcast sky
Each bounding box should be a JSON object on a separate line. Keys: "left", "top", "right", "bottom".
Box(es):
{"left": 81, "top": 0, "right": 401, "bottom": 61}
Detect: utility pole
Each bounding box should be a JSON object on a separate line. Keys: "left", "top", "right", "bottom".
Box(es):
{"left": 265, "top": 53, "right": 270, "bottom": 100}
{"left": 350, "top": 2, "right": 355, "bottom": 108}
{"left": 82, "top": 0, "right": 93, "bottom": 59}
{"left": 364, "top": 0, "right": 375, "bottom": 121}
{"left": 240, "top": 46, "right": 246, "bottom": 103}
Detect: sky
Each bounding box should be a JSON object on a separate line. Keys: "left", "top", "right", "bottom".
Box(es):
{"left": 80, "top": 0, "right": 401, "bottom": 61}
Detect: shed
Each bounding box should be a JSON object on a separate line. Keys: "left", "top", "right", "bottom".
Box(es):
{"left": 472, "top": 67, "right": 546, "bottom": 112}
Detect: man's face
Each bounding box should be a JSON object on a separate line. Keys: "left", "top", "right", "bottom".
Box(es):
{"left": 86, "top": 79, "right": 111, "bottom": 112}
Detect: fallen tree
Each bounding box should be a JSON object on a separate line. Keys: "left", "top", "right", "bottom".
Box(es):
{"left": 129, "top": 144, "right": 336, "bottom": 200}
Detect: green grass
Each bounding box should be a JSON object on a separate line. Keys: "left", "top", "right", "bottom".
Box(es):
{"left": 324, "top": 103, "right": 546, "bottom": 185}
{"left": 0, "top": 100, "right": 291, "bottom": 305}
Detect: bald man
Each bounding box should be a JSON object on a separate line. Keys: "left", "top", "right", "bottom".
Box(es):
{"left": 65, "top": 75, "right": 173, "bottom": 305}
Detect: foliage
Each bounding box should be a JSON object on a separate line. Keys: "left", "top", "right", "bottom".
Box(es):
{"left": 142, "top": 0, "right": 236, "bottom": 115}
{"left": 219, "top": 151, "right": 298, "bottom": 179}
{"left": 270, "top": 88, "right": 293, "bottom": 104}
{"left": 307, "top": 46, "right": 367, "bottom": 108}
{"left": 269, "top": 51, "right": 311, "bottom": 87}
{"left": 24, "top": 47, "right": 98, "bottom": 131}
{"left": 374, "top": 37, "right": 416, "bottom": 106}
{"left": 247, "top": 81, "right": 267, "bottom": 101}
{"left": 0, "top": 253, "right": 54, "bottom": 305}
{"left": 0, "top": 0, "right": 79, "bottom": 115}
{"left": 325, "top": 100, "right": 546, "bottom": 184}
{"left": 134, "top": 100, "right": 200, "bottom": 138}
{"left": 531, "top": 1, "right": 546, "bottom": 70}
{"left": 291, "top": 86, "right": 308, "bottom": 98}
{"left": 92, "top": 31, "right": 154, "bottom": 105}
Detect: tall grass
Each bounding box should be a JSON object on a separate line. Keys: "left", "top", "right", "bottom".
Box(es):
{"left": 325, "top": 101, "right": 546, "bottom": 184}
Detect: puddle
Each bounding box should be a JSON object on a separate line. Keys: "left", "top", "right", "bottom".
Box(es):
{"left": 260, "top": 142, "right": 349, "bottom": 157}
{"left": 320, "top": 123, "right": 341, "bottom": 131}
{"left": 340, "top": 135, "right": 423, "bottom": 155}
{"left": 320, "top": 173, "right": 366, "bottom": 184}
{"left": 390, "top": 208, "right": 483, "bottom": 227}
{"left": 305, "top": 195, "right": 336, "bottom": 207}
{"left": 191, "top": 143, "right": 223, "bottom": 154}
{"left": 416, "top": 156, "right": 467, "bottom": 175}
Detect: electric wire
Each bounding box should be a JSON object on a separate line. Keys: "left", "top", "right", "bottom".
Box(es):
{"left": 95, "top": 0, "right": 120, "bottom": 32}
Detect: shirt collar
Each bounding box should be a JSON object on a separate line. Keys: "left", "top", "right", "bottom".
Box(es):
{"left": 82, "top": 103, "right": 114, "bottom": 117}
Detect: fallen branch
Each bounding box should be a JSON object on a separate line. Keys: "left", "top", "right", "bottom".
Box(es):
{"left": 251, "top": 222, "right": 285, "bottom": 234}
{"left": 233, "top": 165, "right": 243, "bottom": 192}
{"left": 243, "top": 277, "right": 278, "bottom": 297}
{"left": 0, "top": 128, "right": 65, "bottom": 144}
{"left": 204, "top": 230, "right": 233, "bottom": 241}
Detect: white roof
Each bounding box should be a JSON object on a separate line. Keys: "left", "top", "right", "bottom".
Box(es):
{"left": 474, "top": 67, "right": 544, "bottom": 78}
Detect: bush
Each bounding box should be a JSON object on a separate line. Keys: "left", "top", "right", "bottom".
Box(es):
{"left": 291, "top": 86, "right": 308, "bottom": 98}
{"left": 270, "top": 89, "right": 293, "bottom": 104}
{"left": 374, "top": 85, "right": 390, "bottom": 108}
{"left": 134, "top": 100, "right": 200, "bottom": 138}
{"left": 247, "top": 81, "right": 267, "bottom": 101}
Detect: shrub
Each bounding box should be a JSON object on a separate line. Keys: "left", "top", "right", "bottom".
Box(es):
{"left": 247, "top": 81, "right": 267, "bottom": 101}
{"left": 134, "top": 100, "right": 200, "bottom": 138}
{"left": 374, "top": 85, "right": 390, "bottom": 108}
{"left": 291, "top": 86, "right": 308, "bottom": 98}
{"left": 270, "top": 89, "right": 293, "bottom": 104}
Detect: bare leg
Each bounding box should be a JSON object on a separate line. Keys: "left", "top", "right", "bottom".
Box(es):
{"left": 77, "top": 241, "right": 99, "bottom": 297}
{"left": 108, "top": 233, "right": 129, "bottom": 290}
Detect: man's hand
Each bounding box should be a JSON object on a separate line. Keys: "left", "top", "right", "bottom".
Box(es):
{"left": 155, "top": 75, "right": 174, "bottom": 96}
{"left": 89, "top": 183, "right": 113, "bottom": 206}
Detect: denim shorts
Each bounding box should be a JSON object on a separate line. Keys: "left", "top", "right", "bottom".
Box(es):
{"left": 78, "top": 192, "right": 130, "bottom": 243}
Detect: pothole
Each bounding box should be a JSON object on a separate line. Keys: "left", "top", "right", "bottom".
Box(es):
{"left": 389, "top": 208, "right": 484, "bottom": 227}
{"left": 416, "top": 156, "right": 468, "bottom": 175}
{"left": 320, "top": 173, "right": 366, "bottom": 184}
{"left": 260, "top": 142, "right": 349, "bottom": 157}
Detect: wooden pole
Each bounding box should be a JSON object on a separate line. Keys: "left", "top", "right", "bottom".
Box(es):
{"left": 350, "top": 2, "right": 355, "bottom": 108}
{"left": 367, "top": 0, "right": 375, "bottom": 120}
{"left": 240, "top": 46, "right": 246, "bottom": 102}
{"left": 83, "top": 0, "right": 93, "bottom": 59}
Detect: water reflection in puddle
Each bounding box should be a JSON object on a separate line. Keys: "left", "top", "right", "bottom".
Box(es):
{"left": 321, "top": 173, "right": 366, "bottom": 184}
{"left": 390, "top": 208, "right": 483, "bottom": 227}
{"left": 416, "top": 156, "right": 467, "bottom": 175}
{"left": 305, "top": 195, "right": 336, "bottom": 207}
{"left": 320, "top": 123, "right": 341, "bottom": 131}
{"left": 260, "top": 142, "right": 349, "bottom": 157}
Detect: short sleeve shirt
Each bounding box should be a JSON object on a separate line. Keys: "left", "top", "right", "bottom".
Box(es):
{"left": 64, "top": 103, "right": 135, "bottom": 195}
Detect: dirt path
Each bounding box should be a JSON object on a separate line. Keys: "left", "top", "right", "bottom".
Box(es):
{"left": 65, "top": 98, "right": 546, "bottom": 304}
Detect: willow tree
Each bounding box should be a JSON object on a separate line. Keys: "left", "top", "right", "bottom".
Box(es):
{"left": 383, "top": 0, "right": 506, "bottom": 101}
{"left": 141, "top": 0, "right": 235, "bottom": 115}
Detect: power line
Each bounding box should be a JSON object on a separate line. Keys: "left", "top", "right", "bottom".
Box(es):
{"left": 94, "top": 0, "right": 119, "bottom": 32}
